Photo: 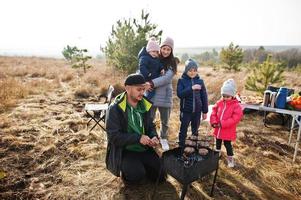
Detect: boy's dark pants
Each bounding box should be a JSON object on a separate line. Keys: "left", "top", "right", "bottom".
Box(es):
{"left": 121, "top": 149, "right": 165, "bottom": 184}
{"left": 179, "top": 111, "right": 201, "bottom": 147}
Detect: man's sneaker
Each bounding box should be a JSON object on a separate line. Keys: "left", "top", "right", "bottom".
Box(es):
{"left": 227, "top": 156, "right": 235, "bottom": 168}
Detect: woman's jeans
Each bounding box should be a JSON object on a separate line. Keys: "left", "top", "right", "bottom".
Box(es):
{"left": 150, "top": 106, "right": 171, "bottom": 139}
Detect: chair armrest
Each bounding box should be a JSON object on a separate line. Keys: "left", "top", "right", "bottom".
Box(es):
{"left": 84, "top": 103, "right": 109, "bottom": 111}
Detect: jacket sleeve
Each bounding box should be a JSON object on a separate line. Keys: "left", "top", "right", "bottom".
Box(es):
{"left": 106, "top": 106, "right": 141, "bottom": 147}
{"left": 220, "top": 103, "right": 243, "bottom": 128}
{"left": 177, "top": 79, "right": 192, "bottom": 98}
{"left": 139, "top": 56, "right": 151, "bottom": 79}
{"left": 210, "top": 103, "right": 219, "bottom": 124}
{"left": 200, "top": 81, "right": 208, "bottom": 113}
{"left": 152, "top": 69, "right": 174, "bottom": 88}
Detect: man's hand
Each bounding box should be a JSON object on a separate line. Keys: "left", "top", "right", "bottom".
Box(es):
{"left": 192, "top": 84, "right": 202, "bottom": 90}
{"left": 149, "top": 136, "right": 160, "bottom": 147}
{"left": 140, "top": 135, "right": 151, "bottom": 145}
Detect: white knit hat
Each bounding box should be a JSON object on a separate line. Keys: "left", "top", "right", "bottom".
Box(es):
{"left": 221, "top": 79, "right": 236, "bottom": 96}
{"left": 146, "top": 37, "right": 160, "bottom": 52}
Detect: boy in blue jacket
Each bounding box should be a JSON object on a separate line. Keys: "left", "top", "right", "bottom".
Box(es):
{"left": 138, "top": 37, "right": 163, "bottom": 99}
{"left": 177, "top": 59, "right": 208, "bottom": 147}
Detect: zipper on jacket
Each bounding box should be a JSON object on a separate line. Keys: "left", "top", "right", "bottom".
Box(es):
{"left": 130, "top": 106, "right": 143, "bottom": 128}
{"left": 217, "top": 101, "right": 227, "bottom": 139}
{"left": 192, "top": 79, "right": 195, "bottom": 113}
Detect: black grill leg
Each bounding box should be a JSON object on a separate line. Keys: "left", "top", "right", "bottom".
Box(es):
{"left": 210, "top": 164, "right": 219, "bottom": 196}
{"left": 180, "top": 184, "right": 189, "bottom": 200}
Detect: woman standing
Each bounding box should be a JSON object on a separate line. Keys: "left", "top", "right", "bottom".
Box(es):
{"left": 146, "top": 37, "right": 178, "bottom": 140}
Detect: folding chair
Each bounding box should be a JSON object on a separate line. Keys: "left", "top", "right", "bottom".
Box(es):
{"left": 84, "top": 85, "right": 114, "bottom": 132}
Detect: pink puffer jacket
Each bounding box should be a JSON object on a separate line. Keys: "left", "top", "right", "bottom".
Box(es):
{"left": 210, "top": 98, "right": 243, "bottom": 141}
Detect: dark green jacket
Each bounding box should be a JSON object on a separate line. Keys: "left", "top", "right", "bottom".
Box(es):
{"left": 105, "top": 92, "right": 157, "bottom": 177}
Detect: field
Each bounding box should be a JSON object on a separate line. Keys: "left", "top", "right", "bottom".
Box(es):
{"left": 0, "top": 56, "right": 301, "bottom": 200}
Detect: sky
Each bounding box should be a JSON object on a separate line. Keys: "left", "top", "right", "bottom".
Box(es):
{"left": 0, "top": 0, "right": 301, "bottom": 57}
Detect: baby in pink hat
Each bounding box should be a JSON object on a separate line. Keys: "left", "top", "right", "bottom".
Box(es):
{"left": 138, "top": 37, "right": 163, "bottom": 99}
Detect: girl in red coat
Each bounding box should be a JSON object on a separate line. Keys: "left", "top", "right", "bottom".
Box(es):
{"left": 210, "top": 79, "right": 243, "bottom": 168}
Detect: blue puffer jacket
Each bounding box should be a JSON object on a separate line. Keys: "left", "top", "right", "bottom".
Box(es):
{"left": 138, "top": 47, "right": 162, "bottom": 81}
{"left": 177, "top": 73, "right": 208, "bottom": 113}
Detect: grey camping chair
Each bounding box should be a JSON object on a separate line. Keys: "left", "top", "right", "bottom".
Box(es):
{"left": 84, "top": 85, "right": 114, "bottom": 131}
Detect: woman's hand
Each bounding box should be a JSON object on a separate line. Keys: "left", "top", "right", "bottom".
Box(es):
{"left": 145, "top": 82, "right": 153, "bottom": 91}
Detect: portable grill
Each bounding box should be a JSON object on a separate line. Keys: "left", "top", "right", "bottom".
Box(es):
{"left": 153, "top": 146, "right": 220, "bottom": 200}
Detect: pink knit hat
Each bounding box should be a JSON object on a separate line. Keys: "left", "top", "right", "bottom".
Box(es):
{"left": 146, "top": 37, "right": 160, "bottom": 52}
{"left": 160, "top": 37, "right": 174, "bottom": 49}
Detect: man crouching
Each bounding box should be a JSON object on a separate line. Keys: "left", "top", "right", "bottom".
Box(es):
{"left": 105, "top": 73, "right": 165, "bottom": 184}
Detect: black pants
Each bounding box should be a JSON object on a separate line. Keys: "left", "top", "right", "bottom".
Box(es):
{"left": 179, "top": 111, "right": 202, "bottom": 147}
{"left": 216, "top": 139, "right": 233, "bottom": 156}
{"left": 121, "top": 149, "right": 165, "bottom": 184}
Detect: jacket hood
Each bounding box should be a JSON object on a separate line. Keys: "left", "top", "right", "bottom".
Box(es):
{"left": 138, "top": 47, "right": 148, "bottom": 59}
{"left": 114, "top": 92, "right": 152, "bottom": 112}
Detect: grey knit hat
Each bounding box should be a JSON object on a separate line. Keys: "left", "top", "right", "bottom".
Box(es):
{"left": 221, "top": 79, "right": 236, "bottom": 96}
{"left": 184, "top": 59, "right": 198, "bottom": 73}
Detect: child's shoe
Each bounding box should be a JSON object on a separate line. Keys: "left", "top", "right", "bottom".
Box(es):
{"left": 227, "top": 156, "right": 235, "bottom": 168}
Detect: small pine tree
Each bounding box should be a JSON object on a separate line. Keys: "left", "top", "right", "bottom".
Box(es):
{"left": 220, "top": 42, "right": 243, "bottom": 71}
{"left": 62, "top": 45, "right": 92, "bottom": 73}
{"left": 245, "top": 54, "right": 284, "bottom": 94}
{"left": 104, "top": 10, "right": 162, "bottom": 73}
{"left": 62, "top": 45, "right": 79, "bottom": 63}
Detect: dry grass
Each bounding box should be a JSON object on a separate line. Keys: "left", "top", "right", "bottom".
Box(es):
{"left": 0, "top": 78, "right": 29, "bottom": 112}
{"left": 0, "top": 56, "right": 301, "bottom": 200}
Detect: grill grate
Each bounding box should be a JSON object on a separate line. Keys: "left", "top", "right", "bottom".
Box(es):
{"left": 152, "top": 147, "right": 220, "bottom": 200}
{"left": 163, "top": 147, "right": 219, "bottom": 185}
